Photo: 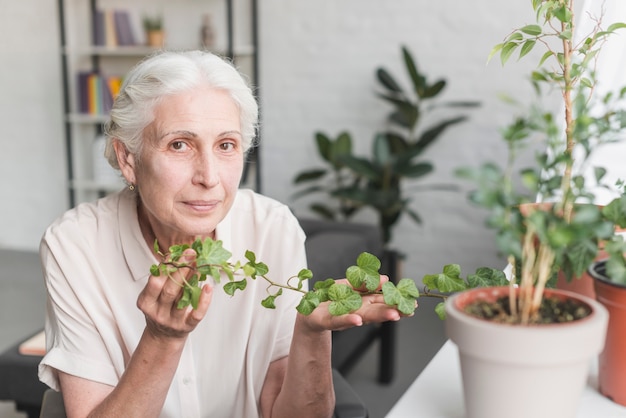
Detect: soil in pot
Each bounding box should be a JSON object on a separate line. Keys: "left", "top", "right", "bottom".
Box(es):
{"left": 463, "top": 293, "right": 592, "bottom": 324}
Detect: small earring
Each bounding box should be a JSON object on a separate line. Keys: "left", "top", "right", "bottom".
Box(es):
{"left": 129, "top": 184, "right": 135, "bottom": 191}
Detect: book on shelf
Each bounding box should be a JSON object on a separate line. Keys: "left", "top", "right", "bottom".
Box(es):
{"left": 94, "top": 8, "right": 137, "bottom": 47}
{"left": 18, "top": 330, "right": 46, "bottom": 356}
{"left": 77, "top": 71, "right": 122, "bottom": 115}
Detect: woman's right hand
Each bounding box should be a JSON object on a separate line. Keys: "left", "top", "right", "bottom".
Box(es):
{"left": 137, "top": 249, "right": 213, "bottom": 340}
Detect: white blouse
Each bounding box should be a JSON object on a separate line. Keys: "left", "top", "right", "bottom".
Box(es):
{"left": 38, "top": 188, "right": 307, "bottom": 418}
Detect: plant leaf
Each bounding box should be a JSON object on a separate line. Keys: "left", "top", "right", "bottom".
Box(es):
{"left": 382, "top": 278, "right": 420, "bottom": 315}
{"left": 261, "top": 289, "right": 282, "bottom": 309}
{"left": 422, "top": 264, "right": 467, "bottom": 292}
{"left": 346, "top": 252, "right": 381, "bottom": 291}
{"left": 467, "top": 267, "right": 508, "bottom": 288}
{"left": 224, "top": 279, "right": 247, "bottom": 296}
{"left": 328, "top": 284, "right": 363, "bottom": 315}
{"left": 376, "top": 67, "right": 403, "bottom": 93}
{"left": 195, "top": 238, "right": 232, "bottom": 269}
{"left": 296, "top": 292, "right": 320, "bottom": 315}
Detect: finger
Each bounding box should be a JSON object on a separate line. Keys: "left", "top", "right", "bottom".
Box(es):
{"left": 335, "top": 274, "right": 389, "bottom": 291}
{"left": 159, "top": 273, "right": 185, "bottom": 306}
{"left": 326, "top": 313, "right": 366, "bottom": 331}
{"left": 378, "top": 274, "right": 390, "bottom": 288}
{"left": 187, "top": 284, "right": 213, "bottom": 326}
{"left": 138, "top": 273, "right": 168, "bottom": 306}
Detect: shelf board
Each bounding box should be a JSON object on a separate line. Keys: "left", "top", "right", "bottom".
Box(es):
{"left": 63, "top": 45, "right": 255, "bottom": 58}
{"left": 66, "top": 113, "right": 109, "bottom": 124}
{"left": 64, "top": 45, "right": 158, "bottom": 56}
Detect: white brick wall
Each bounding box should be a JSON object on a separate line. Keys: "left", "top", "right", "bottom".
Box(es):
{"left": 0, "top": 0, "right": 583, "bottom": 283}
{"left": 259, "top": 0, "right": 548, "bottom": 280}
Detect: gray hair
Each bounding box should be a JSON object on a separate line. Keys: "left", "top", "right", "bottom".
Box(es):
{"left": 103, "top": 50, "right": 258, "bottom": 169}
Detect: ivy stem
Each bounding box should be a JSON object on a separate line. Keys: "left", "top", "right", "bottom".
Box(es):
{"left": 419, "top": 289, "right": 449, "bottom": 300}
{"left": 262, "top": 275, "right": 309, "bottom": 295}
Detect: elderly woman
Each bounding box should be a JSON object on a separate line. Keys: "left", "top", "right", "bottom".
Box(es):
{"left": 38, "top": 50, "right": 405, "bottom": 418}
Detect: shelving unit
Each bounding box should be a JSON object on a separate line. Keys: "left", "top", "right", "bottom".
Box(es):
{"left": 57, "top": 0, "right": 260, "bottom": 207}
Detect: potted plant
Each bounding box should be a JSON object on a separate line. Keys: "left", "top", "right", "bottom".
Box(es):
{"left": 145, "top": 3, "right": 626, "bottom": 415}
{"left": 588, "top": 254, "right": 626, "bottom": 406}
{"left": 416, "top": 1, "right": 626, "bottom": 416}
{"left": 143, "top": 14, "right": 164, "bottom": 48}
{"left": 292, "top": 45, "right": 480, "bottom": 246}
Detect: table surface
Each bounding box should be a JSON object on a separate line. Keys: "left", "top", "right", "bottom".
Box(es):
{"left": 385, "top": 340, "right": 626, "bottom": 418}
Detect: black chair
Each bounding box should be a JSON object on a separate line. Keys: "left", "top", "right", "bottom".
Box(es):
{"left": 299, "top": 218, "right": 397, "bottom": 384}
{"left": 40, "top": 369, "right": 368, "bottom": 418}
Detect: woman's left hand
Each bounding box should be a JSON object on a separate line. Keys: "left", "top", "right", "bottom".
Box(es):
{"left": 299, "top": 274, "right": 416, "bottom": 333}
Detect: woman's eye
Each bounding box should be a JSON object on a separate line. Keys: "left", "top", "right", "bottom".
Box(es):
{"left": 171, "top": 141, "right": 188, "bottom": 151}
{"left": 219, "top": 141, "right": 236, "bottom": 151}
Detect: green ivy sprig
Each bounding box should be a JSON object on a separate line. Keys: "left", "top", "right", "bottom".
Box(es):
{"left": 149, "top": 237, "right": 421, "bottom": 316}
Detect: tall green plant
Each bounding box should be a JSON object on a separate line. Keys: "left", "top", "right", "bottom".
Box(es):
{"left": 426, "top": 0, "right": 626, "bottom": 324}
{"left": 293, "top": 45, "right": 479, "bottom": 245}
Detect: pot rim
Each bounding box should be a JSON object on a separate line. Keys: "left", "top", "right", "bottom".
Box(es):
{"left": 589, "top": 259, "right": 626, "bottom": 290}
{"left": 447, "top": 285, "right": 603, "bottom": 328}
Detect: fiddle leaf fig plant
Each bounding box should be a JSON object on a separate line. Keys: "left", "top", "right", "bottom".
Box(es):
{"left": 293, "top": 45, "right": 479, "bottom": 245}
{"left": 149, "top": 237, "right": 422, "bottom": 316}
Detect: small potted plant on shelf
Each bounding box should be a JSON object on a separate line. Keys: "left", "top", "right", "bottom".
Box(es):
{"left": 143, "top": 14, "right": 164, "bottom": 48}
{"left": 418, "top": 1, "right": 626, "bottom": 417}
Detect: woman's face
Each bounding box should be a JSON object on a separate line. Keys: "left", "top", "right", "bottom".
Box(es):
{"left": 119, "top": 85, "right": 244, "bottom": 246}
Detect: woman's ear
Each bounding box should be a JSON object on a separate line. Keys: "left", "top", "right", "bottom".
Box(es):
{"left": 113, "top": 139, "right": 137, "bottom": 185}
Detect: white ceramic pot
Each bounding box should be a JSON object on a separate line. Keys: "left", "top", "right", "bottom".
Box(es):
{"left": 445, "top": 286, "right": 608, "bottom": 418}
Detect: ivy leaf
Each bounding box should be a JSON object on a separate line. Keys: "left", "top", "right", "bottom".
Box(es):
{"left": 189, "top": 284, "right": 202, "bottom": 309}
{"left": 434, "top": 302, "right": 446, "bottom": 320}
{"left": 197, "top": 264, "right": 222, "bottom": 282}
{"left": 176, "top": 275, "right": 201, "bottom": 309}
{"left": 261, "top": 289, "right": 283, "bottom": 309}
{"left": 177, "top": 287, "right": 192, "bottom": 309}
{"left": 150, "top": 264, "right": 160, "bottom": 276}
{"left": 296, "top": 269, "right": 313, "bottom": 289}
{"left": 153, "top": 239, "right": 160, "bottom": 255}
{"left": 195, "top": 238, "right": 232, "bottom": 268}
{"left": 313, "top": 278, "right": 335, "bottom": 302}
{"left": 423, "top": 264, "right": 464, "bottom": 292}
{"left": 296, "top": 292, "right": 320, "bottom": 315}
{"left": 298, "top": 269, "right": 313, "bottom": 280}
{"left": 169, "top": 243, "right": 191, "bottom": 262}
{"left": 382, "top": 279, "right": 419, "bottom": 314}
{"left": 467, "top": 267, "right": 508, "bottom": 288}
{"left": 422, "top": 264, "right": 467, "bottom": 292}
{"left": 254, "top": 262, "right": 269, "bottom": 276}
{"left": 244, "top": 250, "right": 269, "bottom": 277}
{"left": 328, "top": 283, "right": 363, "bottom": 315}
{"left": 346, "top": 252, "right": 381, "bottom": 291}
{"left": 224, "top": 279, "right": 247, "bottom": 296}
{"left": 243, "top": 263, "right": 256, "bottom": 277}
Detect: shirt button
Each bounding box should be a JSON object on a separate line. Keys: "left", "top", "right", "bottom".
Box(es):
{"left": 183, "top": 377, "right": 192, "bottom": 385}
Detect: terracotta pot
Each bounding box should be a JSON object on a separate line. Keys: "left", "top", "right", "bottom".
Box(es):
{"left": 147, "top": 30, "right": 165, "bottom": 48}
{"left": 446, "top": 286, "right": 608, "bottom": 418}
{"left": 588, "top": 260, "right": 626, "bottom": 406}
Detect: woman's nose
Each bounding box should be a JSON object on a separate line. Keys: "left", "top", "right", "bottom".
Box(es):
{"left": 192, "top": 151, "right": 220, "bottom": 187}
